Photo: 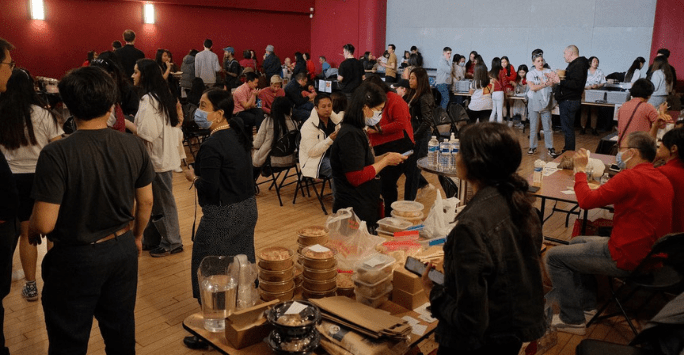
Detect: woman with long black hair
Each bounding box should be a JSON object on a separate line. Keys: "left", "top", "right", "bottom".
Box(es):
{"left": 405, "top": 67, "right": 435, "bottom": 201}
{"left": 182, "top": 88, "right": 257, "bottom": 350}
{"left": 625, "top": 56, "right": 646, "bottom": 84}
{"left": 421, "top": 123, "right": 545, "bottom": 355}
{"left": 132, "top": 58, "right": 183, "bottom": 257}
{"left": 0, "top": 68, "right": 63, "bottom": 301}
{"left": 252, "top": 96, "right": 298, "bottom": 169}
{"left": 330, "top": 82, "right": 406, "bottom": 229}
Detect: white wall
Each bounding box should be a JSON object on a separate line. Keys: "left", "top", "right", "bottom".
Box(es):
{"left": 386, "top": 0, "right": 656, "bottom": 75}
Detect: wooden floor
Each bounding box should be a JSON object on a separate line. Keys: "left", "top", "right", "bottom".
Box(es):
{"left": 4, "top": 125, "right": 643, "bottom": 354}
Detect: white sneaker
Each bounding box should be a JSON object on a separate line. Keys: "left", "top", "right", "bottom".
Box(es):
{"left": 551, "top": 314, "right": 586, "bottom": 335}
{"left": 584, "top": 309, "right": 597, "bottom": 323}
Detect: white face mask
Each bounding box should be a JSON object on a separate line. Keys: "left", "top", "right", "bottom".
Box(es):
{"left": 365, "top": 109, "right": 382, "bottom": 126}
{"left": 459, "top": 62, "right": 466, "bottom": 67}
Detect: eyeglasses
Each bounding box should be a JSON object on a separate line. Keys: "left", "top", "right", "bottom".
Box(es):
{"left": 1, "top": 60, "right": 15, "bottom": 70}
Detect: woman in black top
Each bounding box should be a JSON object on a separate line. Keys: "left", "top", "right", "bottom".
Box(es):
{"left": 182, "top": 88, "right": 257, "bottom": 349}
{"left": 292, "top": 52, "right": 307, "bottom": 78}
{"left": 421, "top": 123, "right": 546, "bottom": 354}
{"left": 330, "top": 82, "right": 406, "bottom": 230}
{"left": 404, "top": 67, "right": 435, "bottom": 201}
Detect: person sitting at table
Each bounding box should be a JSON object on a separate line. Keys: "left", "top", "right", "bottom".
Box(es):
{"left": 292, "top": 52, "right": 307, "bottom": 78}
{"left": 299, "top": 94, "right": 342, "bottom": 188}
{"left": 420, "top": 122, "right": 546, "bottom": 354}
{"left": 624, "top": 57, "right": 646, "bottom": 84}
{"left": 330, "top": 82, "right": 406, "bottom": 230}
{"left": 545, "top": 131, "right": 674, "bottom": 335}
{"left": 617, "top": 78, "right": 669, "bottom": 140}
{"left": 580, "top": 56, "right": 607, "bottom": 136}
{"left": 656, "top": 128, "right": 684, "bottom": 233}
{"left": 232, "top": 71, "right": 265, "bottom": 132}
{"left": 239, "top": 50, "right": 256, "bottom": 71}
{"left": 258, "top": 75, "right": 285, "bottom": 116}
{"left": 285, "top": 73, "right": 315, "bottom": 123}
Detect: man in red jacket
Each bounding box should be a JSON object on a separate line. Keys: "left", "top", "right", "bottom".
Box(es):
{"left": 545, "top": 131, "right": 673, "bottom": 335}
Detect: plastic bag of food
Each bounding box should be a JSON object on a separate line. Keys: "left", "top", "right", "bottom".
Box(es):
{"left": 423, "top": 192, "right": 460, "bottom": 239}
{"left": 325, "top": 207, "right": 385, "bottom": 271}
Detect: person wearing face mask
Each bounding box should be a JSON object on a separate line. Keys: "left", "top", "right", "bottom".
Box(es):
{"left": 182, "top": 88, "right": 256, "bottom": 350}
{"left": 330, "top": 82, "right": 407, "bottom": 230}
{"left": 544, "top": 131, "right": 673, "bottom": 335}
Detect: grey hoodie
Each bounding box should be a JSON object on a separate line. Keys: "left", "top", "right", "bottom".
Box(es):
{"left": 180, "top": 54, "right": 196, "bottom": 89}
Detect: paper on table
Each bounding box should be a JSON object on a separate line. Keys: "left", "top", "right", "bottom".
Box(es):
{"left": 308, "top": 244, "right": 330, "bottom": 253}
{"left": 414, "top": 303, "right": 437, "bottom": 323}
{"left": 543, "top": 167, "right": 559, "bottom": 177}
{"left": 285, "top": 301, "right": 308, "bottom": 315}
{"left": 402, "top": 316, "right": 420, "bottom": 326}
{"left": 412, "top": 324, "right": 427, "bottom": 336}
{"left": 363, "top": 255, "right": 386, "bottom": 268}
{"left": 545, "top": 162, "right": 559, "bottom": 169}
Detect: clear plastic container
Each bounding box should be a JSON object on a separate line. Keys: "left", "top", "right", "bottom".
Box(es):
{"left": 390, "top": 211, "right": 424, "bottom": 226}
{"left": 391, "top": 201, "right": 424, "bottom": 218}
{"left": 377, "top": 217, "right": 413, "bottom": 233}
{"left": 355, "top": 289, "right": 391, "bottom": 308}
{"left": 354, "top": 254, "right": 396, "bottom": 284}
{"left": 352, "top": 274, "right": 392, "bottom": 298}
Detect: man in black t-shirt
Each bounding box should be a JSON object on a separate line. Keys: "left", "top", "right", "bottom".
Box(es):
{"left": 337, "top": 43, "right": 364, "bottom": 95}
{"left": 29, "top": 67, "right": 155, "bottom": 354}
{"left": 222, "top": 46, "right": 241, "bottom": 91}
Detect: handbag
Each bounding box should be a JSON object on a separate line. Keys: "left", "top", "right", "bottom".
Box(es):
{"left": 609, "top": 101, "right": 643, "bottom": 155}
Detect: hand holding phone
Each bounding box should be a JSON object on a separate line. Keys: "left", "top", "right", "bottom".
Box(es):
{"left": 402, "top": 150, "right": 414, "bottom": 157}
{"left": 405, "top": 256, "right": 444, "bottom": 285}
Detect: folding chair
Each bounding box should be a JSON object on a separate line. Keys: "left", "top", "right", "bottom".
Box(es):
{"left": 446, "top": 102, "right": 470, "bottom": 137}
{"left": 293, "top": 175, "right": 332, "bottom": 215}
{"left": 255, "top": 130, "right": 301, "bottom": 206}
{"left": 587, "top": 232, "right": 684, "bottom": 337}
{"left": 432, "top": 106, "right": 457, "bottom": 140}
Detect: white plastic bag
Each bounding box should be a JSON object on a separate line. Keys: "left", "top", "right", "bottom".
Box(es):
{"left": 325, "top": 207, "right": 385, "bottom": 271}
{"left": 423, "top": 191, "right": 460, "bottom": 239}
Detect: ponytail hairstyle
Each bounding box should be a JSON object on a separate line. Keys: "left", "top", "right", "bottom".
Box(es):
{"left": 458, "top": 122, "right": 538, "bottom": 240}
{"left": 135, "top": 58, "right": 179, "bottom": 126}
{"left": 0, "top": 68, "right": 57, "bottom": 150}
{"left": 625, "top": 57, "right": 645, "bottom": 82}
{"left": 269, "top": 96, "right": 294, "bottom": 151}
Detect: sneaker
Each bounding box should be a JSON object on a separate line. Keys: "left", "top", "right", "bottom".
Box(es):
{"left": 551, "top": 314, "right": 586, "bottom": 335}
{"left": 548, "top": 148, "right": 560, "bottom": 159}
{"left": 527, "top": 148, "right": 537, "bottom": 155}
{"left": 584, "top": 309, "right": 598, "bottom": 323}
{"left": 22, "top": 281, "right": 39, "bottom": 301}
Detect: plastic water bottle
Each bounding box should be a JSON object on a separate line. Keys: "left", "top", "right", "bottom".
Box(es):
{"left": 449, "top": 133, "right": 459, "bottom": 172}
{"left": 428, "top": 136, "right": 439, "bottom": 168}
{"left": 256, "top": 97, "right": 262, "bottom": 108}
{"left": 533, "top": 159, "right": 545, "bottom": 187}
{"left": 439, "top": 139, "right": 451, "bottom": 171}
{"left": 600, "top": 173, "right": 609, "bottom": 185}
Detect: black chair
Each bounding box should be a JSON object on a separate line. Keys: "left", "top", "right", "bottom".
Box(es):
{"left": 437, "top": 175, "right": 458, "bottom": 199}
{"left": 293, "top": 175, "right": 332, "bottom": 215}
{"left": 446, "top": 102, "right": 470, "bottom": 137}
{"left": 255, "top": 130, "right": 301, "bottom": 206}
{"left": 432, "top": 106, "right": 457, "bottom": 140}
{"left": 587, "top": 232, "right": 684, "bottom": 337}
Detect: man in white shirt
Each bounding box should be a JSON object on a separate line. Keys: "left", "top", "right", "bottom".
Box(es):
{"left": 436, "top": 47, "right": 453, "bottom": 109}
{"left": 194, "top": 39, "right": 221, "bottom": 88}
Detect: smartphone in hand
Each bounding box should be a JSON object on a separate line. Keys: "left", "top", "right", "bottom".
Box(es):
{"left": 405, "top": 256, "right": 444, "bottom": 285}
{"left": 402, "top": 150, "right": 414, "bottom": 157}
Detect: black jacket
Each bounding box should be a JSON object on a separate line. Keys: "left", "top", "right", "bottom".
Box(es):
{"left": 115, "top": 44, "right": 145, "bottom": 78}
{"left": 263, "top": 53, "right": 281, "bottom": 79}
{"left": 409, "top": 93, "right": 435, "bottom": 138}
{"left": 429, "top": 186, "right": 546, "bottom": 350}
{"left": 555, "top": 56, "right": 589, "bottom": 102}
{"left": 284, "top": 80, "right": 309, "bottom": 107}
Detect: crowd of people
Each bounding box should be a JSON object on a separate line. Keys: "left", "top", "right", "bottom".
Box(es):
{"left": 1, "top": 27, "right": 683, "bottom": 355}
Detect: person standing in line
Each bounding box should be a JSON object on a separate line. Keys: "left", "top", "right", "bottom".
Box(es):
{"left": 549, "top": 45, "right": 589, "bottom": 153}
{"left": 383, "top": 44, "right": 398, "bottom": 83}
{"left": 435, "top": 47, "right": 452, "bottom": 110}
{"left": 29, "top": 66, "right": 155, "bottom": 355}
{"left": 114, "top": 29, "right": 145, "bottom": 78}
{"left": 0, "top": 37, "right": 20, "bottom": 355}
{"left": 194, "top": 39, "right": 221, "bottom": 88}
{"left": 132, "top": 59, "right": 184, "bottom": 257}
{"left": 0, "top": 68, "right": 63, "bottom": 302}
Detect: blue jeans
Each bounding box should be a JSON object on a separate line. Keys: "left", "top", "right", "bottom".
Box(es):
{"left": 528, "top": 108, "right": 553, "bottom": 150}
{"left": 436, "top": 84, "right": 450, "bottom": 110}
{"left": 544, "top": 236, "right": 629, "bottom": 324}
{"left": 318, "top": 157, "right": 335, "bottom": 197}
{"left": 559, "top": 100, "right": 581, "bottom": 151}
{"left": 143, "top": 171, "right": 183, "bottom": 251}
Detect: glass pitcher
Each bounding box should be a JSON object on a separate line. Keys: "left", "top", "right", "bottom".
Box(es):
{"left": 198, "top": 256, "right": 238, "bottom": 332}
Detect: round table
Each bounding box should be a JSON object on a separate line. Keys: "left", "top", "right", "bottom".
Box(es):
{"left": 416, "top": 157, "right": 468, "bottom": 205}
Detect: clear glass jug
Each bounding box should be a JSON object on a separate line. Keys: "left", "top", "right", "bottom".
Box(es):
{"left": 198, "top": 256, "right": 238, "bottom": 332}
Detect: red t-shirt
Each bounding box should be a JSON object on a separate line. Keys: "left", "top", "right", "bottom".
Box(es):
{"left": 239, "top": 59, "right": 256, "bottom": 71}
{"left": 258, "top": 87, "right": 285, "bottom": 114}
{"left": 574, "top": 163, "right": 674, "bottom": 270}
{"left": 658, "top": 158, "right": 684, "bottom": 233}
{"left": 617, "top": 98, "right": 658, "bottom": 142}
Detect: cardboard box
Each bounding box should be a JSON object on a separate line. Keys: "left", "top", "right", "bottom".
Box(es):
{"left": 393, "top": 268, "right": 423, "bottom": 294}
{"left": 392, "top": 288, "right": 429, "bottom": 310}
{"left": 224, "top": 300, "right": 277, "bottom": 349}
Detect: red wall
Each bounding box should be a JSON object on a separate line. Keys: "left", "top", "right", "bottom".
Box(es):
{"left": 0, "top": 0, "right": 313, "bottom": 79}
{"left": 311, "top": 0, "right": 386, "bottom": 73}
{"left": 650, "top": 0, "right": 684, "bottom": 88}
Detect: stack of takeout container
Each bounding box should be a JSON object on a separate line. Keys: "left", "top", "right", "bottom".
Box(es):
{"left": 376, "top": 217, "right": 413, "bottom": 236}
{"left": 353, "top": 254, "right": 396, "bottom": 308}
{"left": 296, "top": 226, "right": 329, "bottom": 254}
{"left": 265, "top": 300, "right": 321, "bottom": 354}
{"left": 257, "top": 246, "right": 295, "bottom": 302}
{"left": 300, "top": 244, "right": 338, "bottom": 299}
{"left": 390, "top": 201, "right": 425, "bottom": 226}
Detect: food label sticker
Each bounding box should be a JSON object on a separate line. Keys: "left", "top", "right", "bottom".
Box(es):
{"left": 363, "top": 255, "right": 386, "bottom": 268}
{"left": 284, "top": 301, "right": 308, "bottom": 315}
{"left": 308, "top": 244, "right": 330, "bottom": 253}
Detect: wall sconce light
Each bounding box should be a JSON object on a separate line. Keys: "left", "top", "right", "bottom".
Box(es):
{"left": 309, "top": 7, "right": 314, "bottom": 18}
{"left": 144, "top": 3, "right": 155, "bottom": 24}
{"left": 30, "top": 0, "right": 45, "bottom": 20}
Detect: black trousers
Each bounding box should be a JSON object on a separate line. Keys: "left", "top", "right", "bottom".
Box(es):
{"left": 0, "top": 218, "right": 19, "bottom": 355}
{"left": 467, "top": 108, "right": 492, "bottom": 124}
{"left": 42, "top": 232, "right": 138, "bottom": 355}
{"left": 236, "top": 108, "right": 265, "bottom": 132}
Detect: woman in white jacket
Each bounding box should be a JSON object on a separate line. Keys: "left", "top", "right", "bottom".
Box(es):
{"left": 252, "top": 96, "right": 298, "bottom": 169}
{"left": 299, "top": 94, "right": 343, "bottom": 187}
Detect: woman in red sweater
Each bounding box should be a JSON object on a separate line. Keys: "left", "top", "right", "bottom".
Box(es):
{"left": 365, "top": 75, "right": 415, "bottom": 217}
{"left": 656, "top": 127, "right": 684, "bottom": 233}
{"left": 500, "top": 56, "right": 517, "bottom": 121}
